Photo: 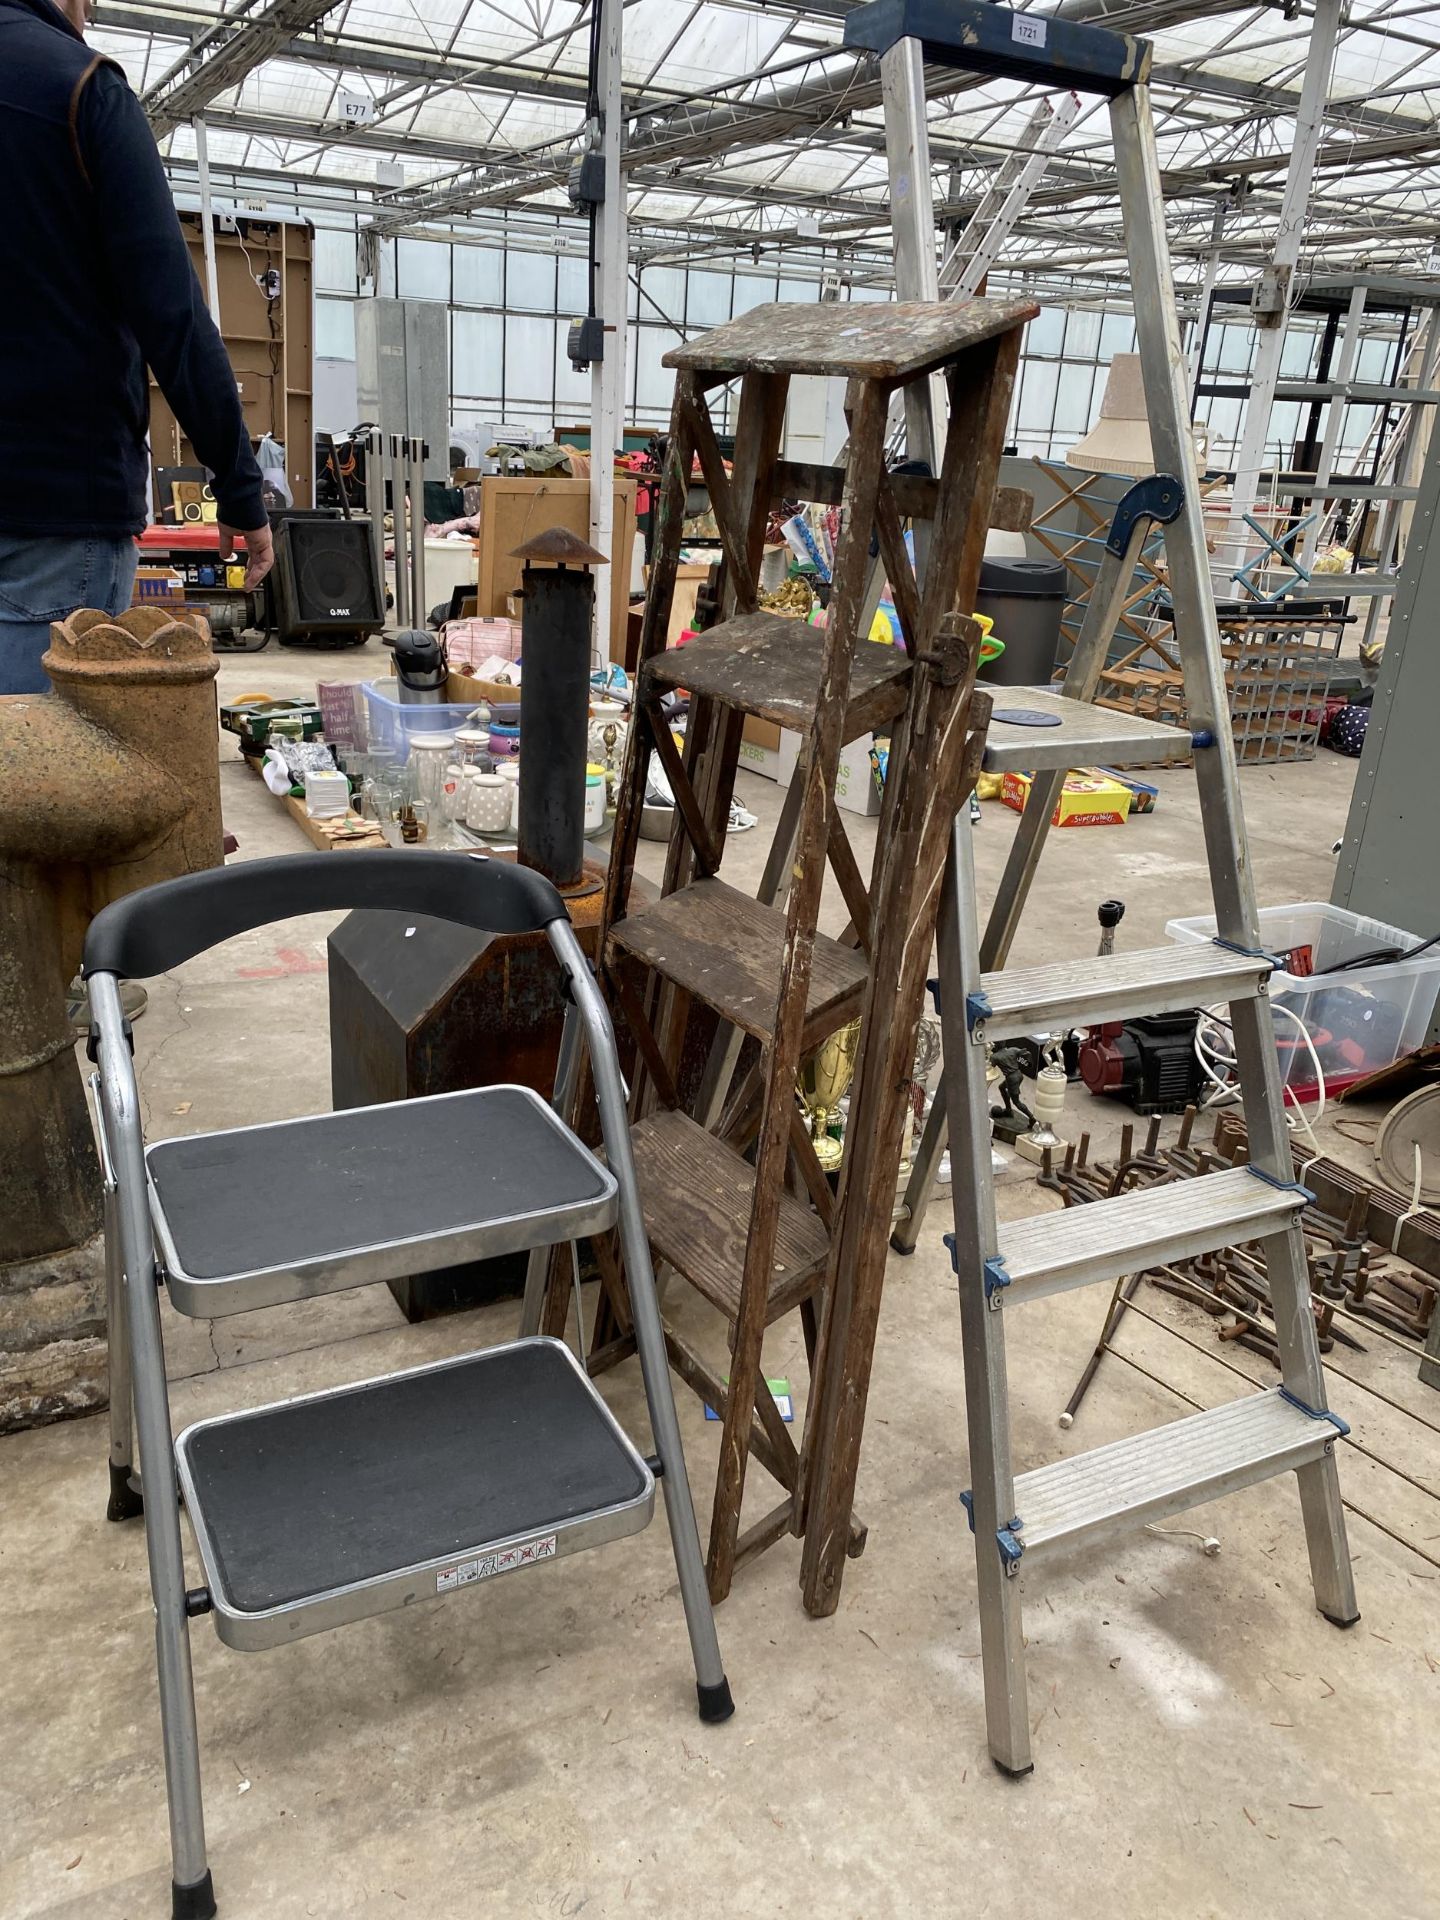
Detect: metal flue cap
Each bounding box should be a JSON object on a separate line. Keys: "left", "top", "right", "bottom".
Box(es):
{"left": 509, "top": 525, "right": 609, "bottom": 566}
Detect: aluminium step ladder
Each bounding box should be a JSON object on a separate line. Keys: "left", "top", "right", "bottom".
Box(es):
{"left": 845, "top": 0, "right": 1359, "bottom": 1777}
{"left": 87, "top": 851, "right": 732, "bottom": 1919}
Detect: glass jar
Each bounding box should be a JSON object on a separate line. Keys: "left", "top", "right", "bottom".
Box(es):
{"left": 407, "top": 733, "right": 453, "bottom": 811}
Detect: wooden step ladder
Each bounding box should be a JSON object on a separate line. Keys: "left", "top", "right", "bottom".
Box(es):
{"left": 541, "top": 296, "right": 1032, "bottom": 1603}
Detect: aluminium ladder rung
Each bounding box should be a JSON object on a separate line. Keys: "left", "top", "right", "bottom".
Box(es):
{"left": 1001, "top": 1388, "right": 1342, "bottom": 1562}
{"left": 1268, "top": 481, "right": 1421, "bottom": 503}
{"left": 969, "top": 941, "right": 1272, "bottom": 1043}
{"left": 994, "top": 1166, "right": 1307, "bottom": 1306}
{"left": 981, "top": 688, "right": 1192, "bottom": 772}
{"left": 1298, "top": 575, "right": 1400, "bottom": 597}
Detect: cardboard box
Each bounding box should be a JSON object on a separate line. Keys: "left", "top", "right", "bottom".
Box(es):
{"left": 445, "top": 667, "right": 520, "bottom": 708}
{"left": 1001, "top": 767, "right": 1133, "bottom": 827}
{"left": 835, "top": 733, "right": 881, "bottom": 818}
{"left": 737, "top": 724, "right": 799, "bottom": 788}
{"left": 476, "top": 474, "right": 637, "bottom": 664}
{"left": 1097, "top": 767, "right": 1158, "bottom": 815}
{"left": 735, "top": 722, "right": 876, "bottom": 817}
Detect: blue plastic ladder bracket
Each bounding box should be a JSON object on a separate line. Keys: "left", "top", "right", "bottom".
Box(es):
{"left": 942, "top": 1243, "right": 1011, "bottom": 1309}
{"left": 1106, "top": 473, "right": 1184, "bottom": 556}
{"left": 959, "top": 1493, "right": 1026, "bottom": 1568}
{"left": 984, "top": 1255, "right": 1011, "bottom": 1306}
{"left": 965, "top": 988, "right": 992, "bottom": 1034}
{"left": 927, "top": 975, "right": 942, "bottom": 1016}
{"left": 1244, "top": 1163, "right": 1316, "bottom": 1207}
{"left": 1279, "top": 1385, "right": 1351, "bottom": 1438}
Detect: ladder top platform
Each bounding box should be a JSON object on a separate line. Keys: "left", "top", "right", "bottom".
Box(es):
{"left": 663, "top": 297, "right": 1036, "bottom": 382}
{"left": 981, "top": 687, "right": 1192, "bottom": 771}
{"left": 176, "top": 1338, "right": 655, "bottom": 1650}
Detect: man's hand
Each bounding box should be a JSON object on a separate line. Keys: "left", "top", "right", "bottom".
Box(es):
{"left": 218, "top": 521, "right": 275, "bottom": 591}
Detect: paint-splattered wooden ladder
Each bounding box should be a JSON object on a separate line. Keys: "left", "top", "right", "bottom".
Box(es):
{"left": 540, "top": 296, "right": 1030, "bottom": 1605}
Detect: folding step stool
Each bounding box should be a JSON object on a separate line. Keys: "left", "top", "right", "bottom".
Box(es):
{"left": 87, "top": 851, "right": 731, "bottom": 1919}
{"left": 845, "top": 0, "right": 1360, "bottom": 1777}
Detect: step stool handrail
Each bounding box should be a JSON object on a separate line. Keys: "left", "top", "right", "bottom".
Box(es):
{"left": 83, "top": 849, "right": 566, "bottom": 982}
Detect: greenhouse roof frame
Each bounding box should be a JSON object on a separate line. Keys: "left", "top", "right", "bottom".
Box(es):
{"left": 89, "top": 0, "right": 1440, "bottom": 300}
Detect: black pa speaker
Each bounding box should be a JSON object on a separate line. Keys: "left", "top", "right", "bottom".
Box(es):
{"left": 270, "top": 513, "right": 384, "bottom": 647}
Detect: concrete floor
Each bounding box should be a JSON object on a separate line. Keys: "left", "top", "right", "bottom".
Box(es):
{"left": 4, "top": 634, "right": 1438, "bottom": 1920}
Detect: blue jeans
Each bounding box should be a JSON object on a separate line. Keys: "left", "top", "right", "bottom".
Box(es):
{"left": 0, "top": 534, "right": 139, "bottom": 694}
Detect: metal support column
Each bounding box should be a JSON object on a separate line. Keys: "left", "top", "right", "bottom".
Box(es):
{"left": 1298, "top": 283, "right": 1368, "bottom": 569}
{"left": 192, "top": 117, "right": 222, "bottom": 328}
{"left": 1219, "top": 0, "right": 1342, "bottom": 583}
{"left": 880, "top": 39, "right": 944, "bottom": 478}
{"left": 589, "top": 0, "right": 628, "bottom": 674}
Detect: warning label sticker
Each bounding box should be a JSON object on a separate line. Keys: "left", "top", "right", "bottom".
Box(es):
{"left": 436, "top": 1534, "right": 557, "bottom": 1593}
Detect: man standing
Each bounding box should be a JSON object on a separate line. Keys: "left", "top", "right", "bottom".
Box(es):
{"left": 0, "top": 0, "right": 274, "bottom": 695}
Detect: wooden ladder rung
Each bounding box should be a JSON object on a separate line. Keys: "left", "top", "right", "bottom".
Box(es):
{"left": 629, "top": 1108, "right": 829, "bottom": 1327}
{"left": 644, "top": 611, "right": 912, "bottom": 737}
{"left": 607, "top": 878, "right": 869, "bottom": 1050}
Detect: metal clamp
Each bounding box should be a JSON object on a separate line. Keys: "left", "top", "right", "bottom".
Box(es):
{"left": 942, "top": 1240, "right": 1011, "bottom": 1308}
{"left": 1244, "top": 1163, "right": 1316, "bottom": 1206}
{"left": 1211, "top": 935, "right": 1278, "bottom": 968}
{"left": 1278, "top": 1386, "right": 1350, "bottom": 1437}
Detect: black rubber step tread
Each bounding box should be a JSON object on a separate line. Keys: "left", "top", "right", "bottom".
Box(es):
{"left": 180, "top": 1341, "right": 648, "bottom": 1614}
{"left": 148, "top": 1085, "right": 609, "bottom": 1281}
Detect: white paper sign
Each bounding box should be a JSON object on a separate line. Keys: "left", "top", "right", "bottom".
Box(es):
{"left": 1012, "top": 15, "right": 1047, "bottom": 47}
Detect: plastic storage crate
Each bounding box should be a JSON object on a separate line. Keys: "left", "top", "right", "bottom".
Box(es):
{"left": 362, "top": 680, "right": 480, "bottom": 761}
{"left": 1166, "top": 902, "right": 1440, "bottom": 1099}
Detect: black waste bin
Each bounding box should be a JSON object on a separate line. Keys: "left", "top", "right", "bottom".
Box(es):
{"left": 974, "top": 557, "right": 1068, "bottom": 687}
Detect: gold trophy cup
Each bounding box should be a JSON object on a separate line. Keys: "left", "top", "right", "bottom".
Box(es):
{"left": 798, "top": 1020, "right": 861, "bottom": 1172}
